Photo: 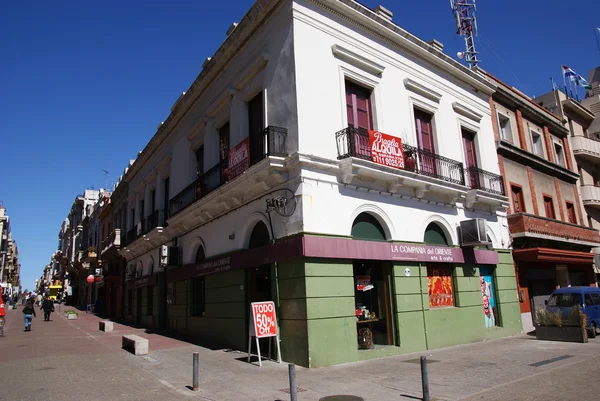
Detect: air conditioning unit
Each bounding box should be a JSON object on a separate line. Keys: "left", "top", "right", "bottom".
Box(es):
{"left": 167, "top": 246, "right": 181, "bottom": 267}
{"left": 159, "top": 245, "right": 169, "bottom": 267}
{"left": 459, "top": 218, "right": 489, "bottom": 247}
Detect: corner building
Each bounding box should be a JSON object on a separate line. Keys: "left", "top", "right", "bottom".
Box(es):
{"left": 117, "top": 0, "right": 522, "bottom": 367}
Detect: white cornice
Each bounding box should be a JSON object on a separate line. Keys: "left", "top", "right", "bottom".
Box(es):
{"left": 404, "top": 78, "right": 442, "bottom": 103}
{"left": 232, "top": 52, "right": 270, "bottom": 90}
{"left": 331, "top": 44, "right": 385, "bottom": 77}
{"left": 452, "top": 102, "right": 484, "bottom": 122}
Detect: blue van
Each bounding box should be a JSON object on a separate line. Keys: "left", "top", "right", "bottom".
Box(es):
{"left": 545, "top": 286, "right": 600, "bottom": 334}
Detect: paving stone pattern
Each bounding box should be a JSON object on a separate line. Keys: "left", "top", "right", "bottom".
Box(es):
{"left": 1, "top": 305, "right": 599, "bottom": 401}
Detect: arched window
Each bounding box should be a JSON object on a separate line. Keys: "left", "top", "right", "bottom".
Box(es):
{"left": 424, "top": 223, "right": 449, "bottom": 246}
{"left": 249, "top": 221, "right": 270, "bottom": 249}
{"left": 195, "top": 245, "right": 206, "bottom": 264}
{"left": 351, "top": 213, "right": 386, "bottom": 241}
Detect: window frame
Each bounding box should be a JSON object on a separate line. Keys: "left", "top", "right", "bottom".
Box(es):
{"left": 530, "top": 130, "right": 544, "bottom": 157}
{"left": 426, "top": 264, "right": 455, "bottom": 308}
{"left": 543, "top": 194, "right": 556, "bottom": 219}
{"left": 566, "top": 201, "right": 577, "bottom": 224}
{"left": 497, "top": 112, "right": 513, "bottom": 143}
{"left": 338, "top": 66, "right": 380, "bottom": 131}
{"left": 510, "top": 183, "right": 526, "bottom": 214}
{"left": 554, "top": 141, "right": 566, "bottom": 167}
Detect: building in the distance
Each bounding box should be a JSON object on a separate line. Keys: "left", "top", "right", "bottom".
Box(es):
{"left": 483, "top": 71, "right": 600, "bottom": 334}
{"left": 0, "top": 204, "right": 20, "bottom": 297}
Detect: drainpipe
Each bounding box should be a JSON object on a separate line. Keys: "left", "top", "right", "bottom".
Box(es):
{"left": 419, "top": 262, "right": 430, "bottom": 350}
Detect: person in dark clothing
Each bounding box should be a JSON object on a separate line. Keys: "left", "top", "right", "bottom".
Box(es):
{"left": 41, "top": 297, "right": 54, "bottom": 321}
{"left": 22, "top": 299, "right": 36, "bottom": 331}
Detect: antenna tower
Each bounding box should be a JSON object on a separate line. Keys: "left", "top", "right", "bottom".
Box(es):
{"left": 450, "top": 0, "right": 480, "bottom": 68}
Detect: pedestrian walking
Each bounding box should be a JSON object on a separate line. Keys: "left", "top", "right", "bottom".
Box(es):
{"left": 41, "top": 297, "right": 54, "bottom": 321}
{"left": 22, "top": 299, "right": 36, "bottom": 332}
{"left": 0, "top": 301, "right": 6, "bottom": 337}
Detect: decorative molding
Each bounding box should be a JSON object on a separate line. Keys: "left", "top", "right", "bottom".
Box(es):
{"left": 452, "top": 102, "right": 483, "bottom": 122}
{"left": 331, "top": 44, "right": 385, "bottom": 77}
{"left": 403, "top": 78, "right": 442, "bottom": 103}
{"left": 206, "top": 88, "right": 237, "bottom": 118}
{"left": 232, "top": 52, "right": 269, "bottom": 90}
{"left": 187, "top": 116, "right": 211, "bottom": 142}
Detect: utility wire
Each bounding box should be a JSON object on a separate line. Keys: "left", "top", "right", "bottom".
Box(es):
{"left": 478, "top": 34, "right": 531, "bottom": 96}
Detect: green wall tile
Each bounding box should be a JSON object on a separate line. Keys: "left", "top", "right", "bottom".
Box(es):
{"left": 305, "top": 276, "right": 354, "bottom": 298}
{"left": 279, "top": 277, "right": 306, "bottom": 299}
{"left": 205, "top": 301, "right": 245, "bottom": 319}
{"left": 497, "top": 250, "right": 514, "bottom": 265}
{"left": 280, "top": 299, "right": 307, "bottom": 320}
{"left": 280, "top": 319, "right": 309, "bottom": 367}
{"left": 456, "top": 291, "right": 483, "bottom": 307}
{"left": 495, "top": 276, "right": 518, "bottom": 291}
{"left": 306, "top": 297, "right": 354, "bottom": 319}
{"left": 455, "top": 276, "right": 481, "bottom": 292}
{"left": 305, "top": 259, "right": 353, "bottom": 277}
{"left": 497, "top": 289, "right": 519, "bottom": 304}
{"left": 307, "top": 317, "right": 358, "bottom": 367}
{"left": 495, "top": 262, "right": 516, "bottom": 277}
{"left": 396, "top": 311, "right": 427, "bottom": 352}
{"left": 394, "top": 277, "right": 422, "bottom": 294}
{"left": 206, "top": 285, "right": 244, "bottom": 303}
{"left": 277, "top": 259, "right": 306, "bottom": 280}
{"left": 396, "top": 294, "right": 424, "bottom": 312}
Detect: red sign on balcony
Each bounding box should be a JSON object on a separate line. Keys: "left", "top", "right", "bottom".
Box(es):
{"left": 228, "top": 138, "right": 250, "bottom": 180}
{"left": 368, "top": 130, "right": 405, "bottom": 169}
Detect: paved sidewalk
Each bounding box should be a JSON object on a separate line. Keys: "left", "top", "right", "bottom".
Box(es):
{"left": 1, "top": 305, "right": 599, "bottom": 401}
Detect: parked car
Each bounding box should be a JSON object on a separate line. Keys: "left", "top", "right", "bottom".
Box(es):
{"left": 545, "top": 286, "right": 600, "bottom": 335}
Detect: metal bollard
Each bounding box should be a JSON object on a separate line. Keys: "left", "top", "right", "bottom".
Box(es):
{"left": 420, "top": 356, "right": 430, "bottom": 401}
{"left": 288, "top": 363, "right": 297, "bottom": 401}
{"left": 192, "top": 352, "right": 199, "bottom": 391}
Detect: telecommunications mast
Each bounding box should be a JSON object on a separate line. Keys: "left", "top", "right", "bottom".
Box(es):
{"left": 450, "top": 0, "right": 480, "bottom": 68}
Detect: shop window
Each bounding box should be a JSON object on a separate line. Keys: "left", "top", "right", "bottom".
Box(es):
{"left": 424, "top": 223, "right": 448, "bottom": 246}
{"left": 427, "top": 264, "right": 454, "bottom": 307}
{"left": 354, "top": 262, "right": 393, "bottom": 349}
{"left": 510, "top": 184, "right": 525, "bottom": 213}
{"left": 480, "top": 267, "right": 500, "bottom": 327}
{"left": 543, "top": 195, "right": 556, "bottom": 219}
{"left": 191, "top": 278, "right": 205, "bottom": 317}
{"left": 146, "top": 287, "right": 154, "bottom": 316}
{"left": 351, "top": 213, "right": 386, "bottom": 241}
{"left": 566, "top": 202, "right": 577, "bottom": 224}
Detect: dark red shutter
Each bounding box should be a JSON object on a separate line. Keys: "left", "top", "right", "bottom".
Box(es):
{"left": 345, "top": 81, "right": 372, "bottom": 158}
{"left": 414, "top": 109, "right": 436, "bottom": 176}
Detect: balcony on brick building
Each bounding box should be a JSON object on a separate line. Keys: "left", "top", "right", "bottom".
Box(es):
{"left": 507, "top": 213, "right": 600, "bottom": 247}
{"left": 581, "top": 185, "right": 600, "bottom": 209}
{"left": 572, "top": 135, "right": 600, "bottom": 163}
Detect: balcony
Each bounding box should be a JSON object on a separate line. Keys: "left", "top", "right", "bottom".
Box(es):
{"left": 507, "top": 213, "right": 600, "bottom": 246}
{"left": 145, "top": 209, "right": 165, "bottom": 233}
{"left": 100, "top": 229, "right": 121, "bottom": 255}
{"left": 169, "top": 126, "right": 288, "bottom": 218}
{"left": 571, "top": 135, "right": 600, "bottom": 163}
{"left": 336, "top": 126, "right": 489, "bottom": 205}
{"left": 465, "top": 166, "right": 505, "bottom": 196}
{"left": 581, "top": 185, "right": 600, "bottom": 209}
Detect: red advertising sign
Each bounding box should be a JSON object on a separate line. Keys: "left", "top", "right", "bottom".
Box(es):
{"left": 228, "top": 138, "right": 250, "bottom": 180}
{"left": 368, "top": 130, "right": 405, "bottom": 169}
{"left": 356, "top": 275, "right": 371, "bottom": 291}
{"left": 251, "top": 301, "right": 278, "bottom": 338}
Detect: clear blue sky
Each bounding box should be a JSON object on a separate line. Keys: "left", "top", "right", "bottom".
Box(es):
{"left": 1, "top": 0, "right": 599, "bottom": 291}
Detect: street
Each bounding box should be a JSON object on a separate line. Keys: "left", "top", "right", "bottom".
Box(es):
{"left": 0, "top": 304, "right": 599, "bottom": 401}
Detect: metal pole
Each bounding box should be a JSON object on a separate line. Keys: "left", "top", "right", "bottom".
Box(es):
{"left": 420, "top": 356, "right": 430, "bottom": 401}
{"left": 288, "top": 363, "right": 297, "bottom": 401}
{"left": 192, "top": 352, "right": 199, "bottom": 391}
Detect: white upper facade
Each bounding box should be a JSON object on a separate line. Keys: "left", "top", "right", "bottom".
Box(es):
{"left": 119, "top": 0, "right": 509, "bottom": 273}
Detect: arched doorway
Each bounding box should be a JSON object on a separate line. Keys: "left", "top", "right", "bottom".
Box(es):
{"left": 351, "top": 213, "right": 394, "bottom": 349}
{"left": 424, "top": 222, "right": 454, "bottom": 308}
{"left": 195, "top": 245, "right": 206, "bottom": 263}
{"left": 246, "top": 221, "right": 273, "bottom": 357}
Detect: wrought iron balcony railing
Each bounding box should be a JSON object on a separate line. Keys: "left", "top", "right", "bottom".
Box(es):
{"left": 336, "top": 126, "right": 465, "bottom": 186}
{"left": 169, "top": 126, "right": 288, "bottom": 218}
{"left": 145, "top": 209, "right": 164, "bottom": 233}
{"left": 466, "top": 166, "right": 505, "bottom": 196}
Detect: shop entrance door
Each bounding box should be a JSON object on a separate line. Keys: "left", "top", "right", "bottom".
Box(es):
{"left": 353, "top": 261, "right": 395, "bottom": 349}
{"left": 246, "top": 265, "right": 273, "bottom": 357}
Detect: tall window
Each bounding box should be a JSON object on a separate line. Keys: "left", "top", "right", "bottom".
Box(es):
{"left": 511, "top": 184, "right": 525, "bottom": 213}
{"left": 554, "top": 142, "right": 565, "bottom": 167}
{"left": 566, "top": 202, "right": 577, "bottom": 224}
{"left": 543, "top": 195, "right": 556, "bottom": 219}
{"left": 196, "top": 145, "right": 204, "bottom": 177}
{"left": 497, "top": 113, "right": 513, "bottom": 142}
{"left": 163, "top": 177, "right": 170, "bottom": 219}
{"left": 219, "top": 123, "right": 230, "bottom": 181}
{"left": 531, "top": 131, "right": 543, "bottom": 156}
{"left": 248, "top": 93, "right": 264, "bottom": 165}
{"left": 191, "top": 278, "right": 205, "bottom": 317}
{"left": 414, "top": 109, "right": 437, "bottom": 176}
{"left": 150, "top": 190, "right": 156, "bottom": 212}
{"left": 345, "top": 80, "right": 373, "bottom": 131}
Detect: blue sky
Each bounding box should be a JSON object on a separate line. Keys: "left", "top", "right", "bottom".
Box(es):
{"left": 1, "top": 0, "right": 599, "bottom": 291}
